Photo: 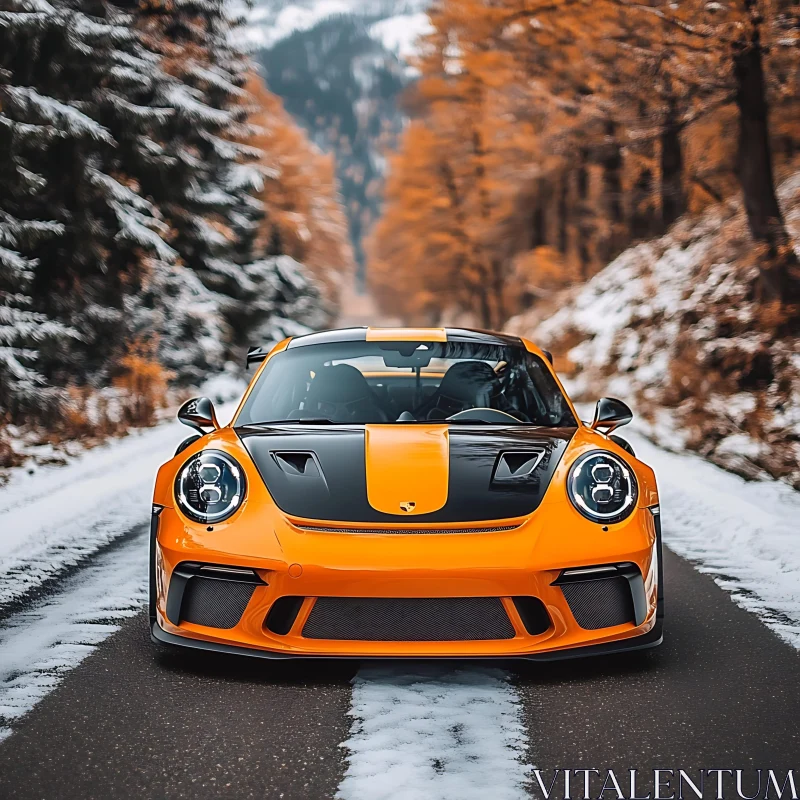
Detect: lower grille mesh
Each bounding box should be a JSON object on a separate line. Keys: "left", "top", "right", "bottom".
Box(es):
{"left": 560, "top": 576, "right": 635, "bottom": 630}
{"left": 302, "top": 597, "right": 516, "bottom": 641}
{"left": 181, "top": 576, "right": 256, "bottom": 629}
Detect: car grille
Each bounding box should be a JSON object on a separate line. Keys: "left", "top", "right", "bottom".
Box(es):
{"left": 296, "top": 524, "right": 519, "bottom": 535}
{"left": 560, "top": 575, "right": 635, "bottom": 630}
{"left": 181, "top": 576, "right": 257, "bottom": 629}
{"left": 302, "top": 597, "right": 516, "bottom": 641}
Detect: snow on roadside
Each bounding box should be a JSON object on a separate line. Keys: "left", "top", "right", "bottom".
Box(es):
{"left": 0, "top": 392, "right": 242, "bottom": 609}
{"left": 0, "top": 532, "right": 147, "bottom": 742}
{"left": 628, "top": 430, "right": 800, "bottom": 649}
{"left": 338, "top": 665, "right": 530, "bottom": 800}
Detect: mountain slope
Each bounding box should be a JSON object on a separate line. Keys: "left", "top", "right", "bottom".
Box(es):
{"left": 251, "top": 1, "right": 431, "bottom": 285}
{"left": 245, "top": 0, "right": 430, "bottom": 52}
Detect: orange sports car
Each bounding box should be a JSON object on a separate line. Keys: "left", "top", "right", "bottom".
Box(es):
{"left": 150, "top": 327, "right": 663, "bottom": 660}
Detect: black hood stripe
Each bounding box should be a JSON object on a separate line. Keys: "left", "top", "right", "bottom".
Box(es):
{"left": 239, "top": 426, "right": 574, "bottom": 523}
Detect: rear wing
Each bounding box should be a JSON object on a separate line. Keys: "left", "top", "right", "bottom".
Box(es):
{"left": 247, "top": 342, "right": 553, "bottom": 367}
{"left": 246, "top": 346, "right": 269, "bottom": 368}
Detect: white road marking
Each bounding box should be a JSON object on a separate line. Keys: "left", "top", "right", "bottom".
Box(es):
{"left": 337, "top": 665, "right": 530, "bottom": 800}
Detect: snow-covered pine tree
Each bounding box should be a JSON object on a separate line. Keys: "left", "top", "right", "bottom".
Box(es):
{"left": 241, "top": 254, "right": 326, "bottom": 345}
{"left": 0, "top": 221, "right": 75, "bottom": 418}
{"left": 133, "top": 0, "right": 328, "bottom": 354}
{"left": 133, "top": 1, "right": 263, "bottom": 340}
{"left": 0, "top": 3, "right": 78, "bottom": 421}
{"left": 0, "top": 0, "right": 178, "bottom": 391}
{"left": 2, "top": 0, "right": 329, "bottom": 438}
{"left": 126, "top": 261, "right": 229, "bottom": 386}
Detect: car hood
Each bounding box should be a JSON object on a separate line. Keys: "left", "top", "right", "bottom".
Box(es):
{"left": 237, "top": 424, "right": 575, "bottom": 523}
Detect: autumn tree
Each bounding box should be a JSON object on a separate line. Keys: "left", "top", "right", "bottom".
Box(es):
{"left": 246, "top": 76, "right": 354, "bottom": 319}
{"left": 371, "top": 0, "right": 548, "bottom": 327}
{"left": 371, "top": 0, "right": 800, "bottom": 326}
{"left": 611, "top": 0, "right": 800, "bottom": 303}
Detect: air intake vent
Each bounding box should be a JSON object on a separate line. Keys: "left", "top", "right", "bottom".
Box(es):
{"left": 272, "top": 451, "right": 321, "bottom": 477}
{"left": 302, "top": 597, "right": 516, "bottom": 641}
{"left": 180, "top": 576, "right": 257, "bottom": 629}
{"left": 559, "top": 576, "right": 635, "bottom": 630}
{"left": 511, "top": 596, "right": 551, "bottom": 635}
{"left": 265, "top": 596, "right": 305, "bottom": 635}
{"left": 493, "top": 450, "right": 545, "bottom": 482}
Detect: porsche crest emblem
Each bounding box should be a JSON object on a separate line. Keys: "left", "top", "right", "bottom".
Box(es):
{"left": 400, "top": 501, "right": 416, "bottom": 513}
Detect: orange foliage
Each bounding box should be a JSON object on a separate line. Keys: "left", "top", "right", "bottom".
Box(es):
{"left": 113, "top": 337, "right": 172, "bottom": 427}
{"left": 369, "top": 0, "right": 800, "bottom": 325}
{"left": 246, "top": 75, "right": 355, "bottom": 314}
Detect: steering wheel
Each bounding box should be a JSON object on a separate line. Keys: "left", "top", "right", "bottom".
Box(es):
{"left": 446, "top": 408, "right": 524, "bottom": 424}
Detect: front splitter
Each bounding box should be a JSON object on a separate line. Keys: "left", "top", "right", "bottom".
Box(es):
{"left": 151, "top": 620, "right": 663, "bottom": 662}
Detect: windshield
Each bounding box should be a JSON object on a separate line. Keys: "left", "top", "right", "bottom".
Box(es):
{"left": 236, "top": 340, "right": 576, "bottom": 427}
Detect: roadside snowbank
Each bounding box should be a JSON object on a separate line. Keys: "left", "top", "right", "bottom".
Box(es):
{"left": 629, "top": 430, "right": 800, "bottom": 649}
{"left": 0, "top": 389, "right": 242, "bottom": 608}
{"left": 0, "top": 534, "right": 147, "bottom": 742}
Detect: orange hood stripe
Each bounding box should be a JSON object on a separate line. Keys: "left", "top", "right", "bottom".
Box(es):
{"left": 364, "top": 425, "right": 449, "bottom": 515}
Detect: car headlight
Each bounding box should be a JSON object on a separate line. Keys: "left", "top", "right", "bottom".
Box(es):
{"left": 175, "top": 450, "right": 246, "bottom": 523}
{"left": 567, "top": 451, "right": 638, "bottom": 524}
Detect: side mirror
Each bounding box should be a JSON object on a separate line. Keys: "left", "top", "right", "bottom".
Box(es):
{"left": 178, "top": 396, "right": 219, "bottom": 434}
{"left": 590, "top": 397, "right": 633, "bottom": 434}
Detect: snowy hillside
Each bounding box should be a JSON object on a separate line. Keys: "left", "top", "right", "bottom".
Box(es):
{"left": 244, "top": 0, "right": 431, "bottom": 54}
{"left": 510, "top": 170, "right": 800, "bottom": 489}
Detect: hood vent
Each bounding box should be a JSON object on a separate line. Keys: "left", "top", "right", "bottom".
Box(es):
{"left": 272, "top": 451, "right": 322, "bottom": 478}
{"left": 493, "top": 450, "right": 546, "bottom": 483}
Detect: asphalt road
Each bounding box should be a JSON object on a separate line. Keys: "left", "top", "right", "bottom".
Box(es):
{"left": 0, "top": 547, "right": 798, "bottom": 799}
{"left": 517, "top": 548, "right": 800, "bottom": 783}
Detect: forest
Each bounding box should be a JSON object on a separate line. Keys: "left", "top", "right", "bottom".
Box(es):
{"left": 0, "top": 0, "right": 352, "bottom": 465}
{"left": 368, "top": 0, "right": 800, "bottom": 485}
{"left": 371, "top": 0, "right": 800, "bottom": 325}
{"left": 2, "top": 0, "right": 798, "bottom": 485}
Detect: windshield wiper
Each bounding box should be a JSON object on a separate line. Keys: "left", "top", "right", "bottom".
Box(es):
{"left": 446, "top": 419, "right": 522, "bottom": 425}
{"left": 242, "top": 418, "right": 336, "bottom": 426}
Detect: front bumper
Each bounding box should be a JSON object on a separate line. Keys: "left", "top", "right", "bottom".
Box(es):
{"left": 151, "top": 501, "right": 661, "bottom": 660}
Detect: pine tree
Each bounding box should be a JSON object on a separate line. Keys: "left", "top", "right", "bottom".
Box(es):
{"left": 0, "top": 223, "right": 74, "bottom": 417}
{"left": 126, "top": 261, "right": 228, "bottom": 386}
{"left": 1, "top": 0, "right": 338, "bottom": 438}
{"left": 0, "top": 0, "right": 178, "bottom": 388}
{"left": 134, "top": 0, "right": 267, "bottom": 342}
{"left": 245, "top": 255, "right": 326, "bottom": 344}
